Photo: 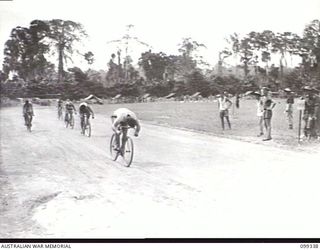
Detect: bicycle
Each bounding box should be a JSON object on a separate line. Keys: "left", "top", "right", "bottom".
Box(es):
{"left": 24, "top": 113, "right": 32, "bottom": 132}
{"left": 109, "top": 126, "right": 134, "bottom": 167}
{"left": 81, "top": 114, "right": 91, "bottom": 137}
{"left": 65, "top": 111, "right": 75, "bottom": 129}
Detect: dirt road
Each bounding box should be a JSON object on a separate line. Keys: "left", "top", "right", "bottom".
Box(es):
{"left": 0, "top": 105, "right": 319, "bottom": 238}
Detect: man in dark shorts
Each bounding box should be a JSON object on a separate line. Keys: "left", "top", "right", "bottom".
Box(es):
{"left": 261, "top": 87, "right": 276, "bottom": 141}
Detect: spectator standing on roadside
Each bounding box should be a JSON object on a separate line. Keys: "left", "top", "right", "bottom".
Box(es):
{"left": 218, "top": 92, "right": 232, "bottom": 130}
{"left": 261, "top": 87, "right": 276, "bottom": 141}
{"left": 284, "top": 88, "right": 294, "bottom": 129}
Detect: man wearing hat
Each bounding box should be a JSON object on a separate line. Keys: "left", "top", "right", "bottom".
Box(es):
{"left": 284, "top": 88, "right": 294, "bottom": 129}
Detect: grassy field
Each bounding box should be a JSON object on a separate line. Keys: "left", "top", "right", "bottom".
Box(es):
{"left": 93, "top": 98, "right": 319, "bottom": 151}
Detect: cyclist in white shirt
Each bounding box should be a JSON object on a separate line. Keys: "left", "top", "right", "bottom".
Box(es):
{"left": 111, "top": 108, "right": 141, "bottom": 153}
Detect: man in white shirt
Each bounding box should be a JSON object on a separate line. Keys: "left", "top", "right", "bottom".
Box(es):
{"left": 218, "top": 92, "right": 232, "bottom": 130}
{"left": 254, "top": 92, "right": 264, "bottom": 136}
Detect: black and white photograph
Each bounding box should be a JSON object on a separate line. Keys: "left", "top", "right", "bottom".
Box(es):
{"left": 0, "top": 0, "right": 320, "bottom": 243}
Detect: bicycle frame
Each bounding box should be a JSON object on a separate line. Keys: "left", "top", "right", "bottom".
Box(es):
{"left": 117, "top": 125, "right": 130, "bottom": 151}
{"left": 81, "top": 114, "right": 91, "bottom": 136}
{"left": 65, "top": 110, "right": 74, "bottom": 128}
{"left": 110, "top": 125, "right": 134, "bottom": 167}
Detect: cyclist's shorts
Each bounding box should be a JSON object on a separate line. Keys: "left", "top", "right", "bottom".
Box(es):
{"left": 80, "top": 112, "right": 90, "bottom": 118}
{"left": 119, "top": 121, "right": 129, "bottom": 127}
{"left": 118, "top": 121, "right": 135, "bottom": 130}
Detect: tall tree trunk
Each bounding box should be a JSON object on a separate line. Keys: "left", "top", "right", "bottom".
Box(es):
{"left": 279, "top": 59, "right": 284, "bottom": 88}
{"left": 58, "top": 26, "right": 65, "bottom": 84}
{"left": 117, "top": 50, "right": 121, "bottom": 83}
{"left": 218, "top": 61, "right": 223, "bottom": 76}
{"left": 58, "top": 44, "right": 64, "bottom": 83}
{"left": 279, "top": 51, "right": 288, "bottom": 88}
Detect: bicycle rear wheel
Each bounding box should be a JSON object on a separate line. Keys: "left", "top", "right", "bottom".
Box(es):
{"left": 110, "top": 134, "right": 119, "bottom": 161}
{"left": 122, "top": 137, "right": 134, "bottom": 167}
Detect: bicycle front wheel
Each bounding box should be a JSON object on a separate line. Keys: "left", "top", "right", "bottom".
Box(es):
{"left": 110, "top": 134, "right": 119, "bottom": 161}
{"left": 26, "top": 115, "right": 32, "bottom": 132}
{"left": 85, "top": 122, "right": 91, "bottom": 137}
{"left": 70, "top": 115, "right": 74, "bottom": 129}
{"left": 27, "top": 122, "right": 32, "bottom": 132}
{"left": 122, "top": 137, "right": 134, "bottom": 167}
{"left": 65, "top": 114, "right": 69, "bottom": 128}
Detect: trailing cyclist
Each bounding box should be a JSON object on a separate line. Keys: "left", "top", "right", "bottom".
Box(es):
{"left": 79, "top": 101, "right": 94, "bottom": 134}
{"left": 111, "top": 108, "right": 141, "bottom": 154}
{"left": 64, "top": 99, "right": 77, "bottom": 123}
{"left": 23, "top": 100, "right": 34, "bottom": 127}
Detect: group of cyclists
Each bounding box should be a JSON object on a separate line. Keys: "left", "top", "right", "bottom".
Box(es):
{"left": 22, "top": 98, "right": 140, "bottom": 166}
{"left": 57, "top": 99, "right": 141, "bottom": 155}
{"left": 22, "top": 98, "right": 141, "bottom": 156}
{"left": 57, "top": 99, "right": 140, "bottom": 153}
{"left": 58, "top": 99, "right": 95, "bottom": 132}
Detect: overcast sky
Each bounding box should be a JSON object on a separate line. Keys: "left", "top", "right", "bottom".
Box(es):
{"left": 0, "top": 0, "right": 319, "bottom": 71}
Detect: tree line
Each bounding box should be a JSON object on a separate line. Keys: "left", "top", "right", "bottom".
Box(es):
{"left": 1, "top": 19, "right": 319, "bottom": 100}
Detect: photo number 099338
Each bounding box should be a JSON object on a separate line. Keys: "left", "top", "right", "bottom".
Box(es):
{"left": 300, "top": 244, "right": 319, "bottom": 248}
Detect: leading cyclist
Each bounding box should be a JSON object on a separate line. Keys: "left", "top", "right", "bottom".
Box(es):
{"left": 111, "top": 108, "right": 141, "bottom": 153}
